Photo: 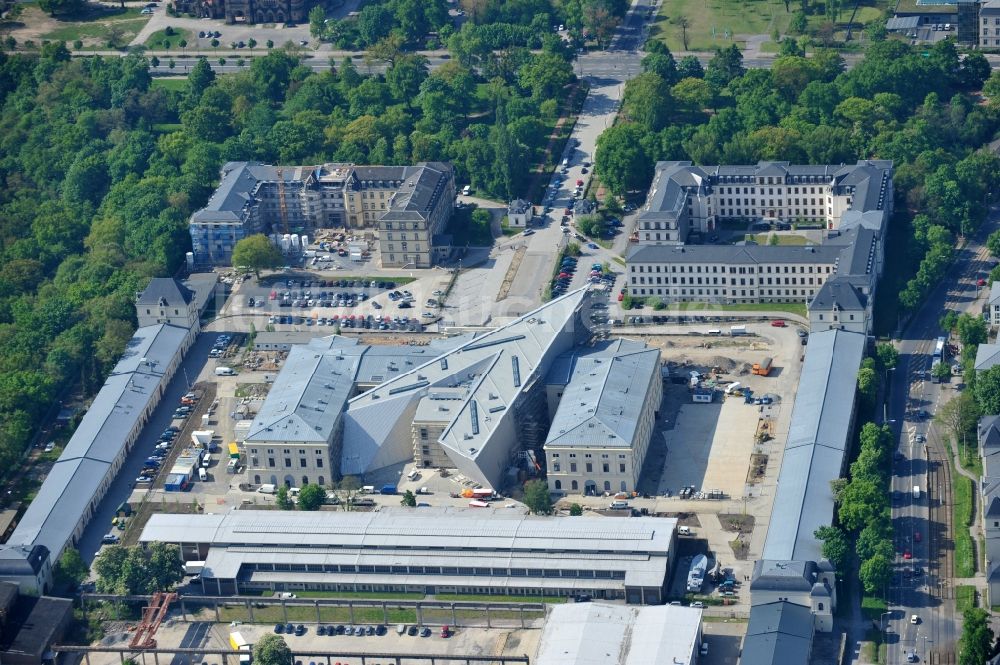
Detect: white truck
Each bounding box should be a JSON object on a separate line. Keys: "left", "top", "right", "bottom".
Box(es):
{"left": 191, "top": 430, "right": 215, "bottom": 447}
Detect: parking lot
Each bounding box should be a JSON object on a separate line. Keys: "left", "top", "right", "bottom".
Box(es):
{"left": 215, "top": 272, "right": 458, "bottom": 334}
{"left": 88, "top": 620, "right": 542, "bottom": 665}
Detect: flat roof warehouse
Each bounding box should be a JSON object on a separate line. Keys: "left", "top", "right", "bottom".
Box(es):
{"left": 140, "top": 508, "right": 677, "bottom": 604}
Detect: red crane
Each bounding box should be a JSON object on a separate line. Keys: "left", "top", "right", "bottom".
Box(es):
{"left": 129, "top": 591, "right": 177, "bottom": 650}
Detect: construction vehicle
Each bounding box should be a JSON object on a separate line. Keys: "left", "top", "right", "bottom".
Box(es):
{"left": 230, "top": 631, "right": 252, "bottom": 665}
{"left": 752, "top": 357, "right": 773, "bottom": 376}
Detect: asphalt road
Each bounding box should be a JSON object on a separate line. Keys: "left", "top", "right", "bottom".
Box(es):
{"left": 882, "top": 206, "right": 999, "bottom": 664}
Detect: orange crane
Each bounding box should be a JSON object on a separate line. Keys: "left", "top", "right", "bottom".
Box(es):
{"left": 129, "top": 591, "right": 177, "bottom": 650}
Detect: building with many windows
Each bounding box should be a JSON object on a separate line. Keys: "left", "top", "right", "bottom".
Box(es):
{"left": 189, "top": 161, "right": 455, "bottom": 268}
{"left": 244, "top": 290, "right": 633, "bottom": 490}
{"left": 633, "top": 160, "right": 893, "bottom": 245}
{"left": 543, "top": 340, "right": 662, "bottom": 496}
{"left": 626, "top": 161, "right": 890, "bottom": 331}
{"left": 980, "top": 0, "right": 1000, "bottom": 47}
{"left": 139, "top": 508, "right": 678, "bottom": 604}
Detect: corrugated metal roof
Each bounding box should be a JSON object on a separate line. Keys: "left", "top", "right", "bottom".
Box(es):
{"left": 762, "top": 329, "right": 866, "bottom": 562}
{"left": 142, "top": 508, "right": 677, "bottom": 588}
{"left": 536, "top": 604, "right": 701, "bottom": 665}
{"left": 5, "top": 325, "right": 187, "bottom": 558}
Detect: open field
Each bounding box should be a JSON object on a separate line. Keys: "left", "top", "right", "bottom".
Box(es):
{"left": 33, "top": 5, "right": 150, "bottom": 46}
{"left": 651, "top": 0, "right": 790, "bottom": 51}
{"left": 144, "top": 26, "right": 193, "bottom": 49}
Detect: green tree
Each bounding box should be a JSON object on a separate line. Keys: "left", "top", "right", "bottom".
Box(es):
{"left": 308, "top": 5, "right": 326, "bottom": 38}
{"left": 875, "top": 343, "right": 898, "bottom": 371}
{"left": 956, "top": 313, "right": 987, "bottom": 346}
{"left": 813, "top": 525, "right": 849, "bottom": 572}
{"left": 936, "top": 391, "right": 980, "bottom": 454}
{"left": 297, "top": 483, "right": 325, "bottom": 511}
{"left": 940, "top": 310, "right": 958, "bottom": 333}
{"left": 276, "top": 486, "right": 294, "bottom": 510}
{"left": 623, "top": 72, "right": 671, "bottom": 130}
{"left": 595, "top": 124, "right": 651, "bottom": 196}
{"left": 53, "top": 547, "right": 89, "bottom": 591}
{"left": 932, "top": 359, "right": 952, "bottom": 383}
{"left": 857, "top": 366, "right": 878, "bottom": 404}
{"left": 569, "top": 503, "right": 583, "bottom": 516}
{"left": 959, "top": 608, "right": 994, "bottom": 665}
{"left": 517, "top": 52, "right": 573, "bottom": 100}
{"left": 400, "top": 490, "right": 417, "bottom": 507}
{"left": 95, "top": 543, "right": 183, "bottom": 594}
{"left": 837, "top": 476, "right": 886, "bottom": 532}
{"left": 254, "top": 634, "right": 292, "bottom": 665}
{"left": 232, "top": 234, "right": 284, "bottom": 277}
{"left": 858, "top": 552, "right": 891, "bottom": 594}
{"left": 523, "top": 479, "right": 552, "bottom": 514}
{"left": 975, "top": 365, "right": 1000, "bottom": 414}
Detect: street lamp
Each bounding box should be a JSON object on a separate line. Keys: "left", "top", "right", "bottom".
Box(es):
{"left": 879, "top": 610, "right": 892, "bottom": 653}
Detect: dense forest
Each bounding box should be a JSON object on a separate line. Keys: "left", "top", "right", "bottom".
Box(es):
{"left": 0, "top": 39, "right": 576, "bottom": 476}
{"left": 595, "top": 39, "right": 1000, "bottom": 327}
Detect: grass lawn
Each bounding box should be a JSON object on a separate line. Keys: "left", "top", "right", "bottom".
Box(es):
{"left": 667, "top": 301, "right": 807, "bottom": 317}
{"left": 955, "top": 585, "right": 977, "bottom": 612}
{"left": 434, "top": 593, "right": 567, "bottom": 604}
{"left": 860, "top": 594, "right": 887, "bottom": 621}
{"left": 151, "top": 77, "right": 188, "bottom": 92}
{"left": 750, "top": 233, "right": 812, "bottom": 246}
{"left": 651, "top": 0, "right": 789, "bottom": 52}
{"left": 954, "top": 473, "right": 976, "bottom": 578}
{"left": 957, "top": 439, "right": 983, "bottom": 477}
{"left": 144, "top": 26, "right": 192, "bottom": 49}
{"left": 42, "top": 6, "right": 149, "bottom": 44}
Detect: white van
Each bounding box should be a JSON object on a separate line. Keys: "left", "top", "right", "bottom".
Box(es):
{"left": 258, "top": 484, "right": 277, "bottom": 494}
{"left": 201, "top": 454, "right": 211, "bottom": 468}
{"left": 407, "top": 469, "right": 420, "bottom": 481}
{"left": 609, "top": 500, "right": 629, "bottom": 510}
{"left": 215, "top": 366, "right": 235, "bottom": 376}
{"left": 198, "top": 467, "right": 207, "bottom": 481}
{"left": 461, "top": 185, "right": 471, "bottom": 196}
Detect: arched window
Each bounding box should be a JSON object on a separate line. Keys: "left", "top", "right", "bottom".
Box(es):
{"left": 571, "top": 480, "right": 578, "bottom": 491}
{"left": 554, "top": 480, "right": 562, "bottom": 490}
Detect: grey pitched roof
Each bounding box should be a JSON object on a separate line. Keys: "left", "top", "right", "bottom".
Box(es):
{"left": 509, "top": 199, "right": 531, "bottom": 214}
{"left": 762, "top": 329, "right": 866, "bottom": 562}
{"left": 4, "top": 324, "right": 189, "bottom": 560}
{"left": 975, "top": 343, "right": 1000, "bottom": 371}
{"left": 136, "top": 278, "right": 195, "bottom": 307}
{"left": 384, "top": 162, "right": 452, "bottom": 219}
{"left": 637, "top": 160, "right": 893, "bottom": 231}
{"left": 990, "top": 281, "right": 1000, "bottom": 305}
{"left": 750, "top": 560, "right": 819, "bottom": 593}
{"left": 544, "top": 345, "right": 660, "bottom": 449}
{"left": 246, "top": 335, "right": 472, "bottom": 445}
{"left": 810, "top": 277, "right": 866, "bottom": 312}
{"left": 742, "top": 601, "right": 814, "bottom": 665}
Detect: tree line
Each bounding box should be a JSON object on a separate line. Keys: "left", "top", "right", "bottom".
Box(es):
{"left": 0, "top": 39, "right": 575, "bottom": 485}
